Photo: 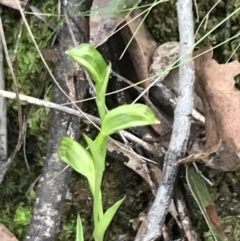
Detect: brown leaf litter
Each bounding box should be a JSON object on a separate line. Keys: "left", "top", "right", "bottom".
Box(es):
{"left": 181, "top": 47, "right": 240, "bottom": 171}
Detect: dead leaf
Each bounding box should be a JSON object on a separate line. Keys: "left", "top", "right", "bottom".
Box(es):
{"left": 186, "top": 167, "right": 227, "bottom": 241}
{"left": 121, "top": 9, "right": 157, "bottom": 88}
{"left": 194, "top": 47, "right": 240, "bottom": 171}
{"left": 149, "top": 44, "right": 205, "bottom": 114}
{"left": 206, "top": 205, "right": 226, "bottom": 238}
{"left": 90, "top": 16, "right": 124, "bottom": 47}
{"left": 120, "top": 10, "right": 167, "bottom": 135}
{"left": 108, "top": 139, "right": 161, "bottom": 190}
{"left": 178, "top": 141, "right": 220, "bottom": 165}
{"left": 90, "top": 0, "right": 140, "bottom": 46}
{"left": 0, "top": 224, "right": 19, "bottom": 241}
{"left": 149, "top": 41, "right": 180, "bottom": 83}
{"left": 0, "top": 0, "right": 27, "bottom": 10}
{"left": 162, "top": 56, "right": 205, "bottom": 114}
{"left": 41, "top": 46, "right": 59, "bottom": 63}
{"left": 207, "top": 139, "right": 240, "bottom": 171}
{"left": 130, "top": 213, "right": 146, "bottom": 231}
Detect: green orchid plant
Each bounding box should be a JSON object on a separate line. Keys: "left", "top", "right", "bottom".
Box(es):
{"left": 58, "top": 44, "right": 159, "bottom": 241}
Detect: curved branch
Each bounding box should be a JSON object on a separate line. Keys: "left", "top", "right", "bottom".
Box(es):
{"left": 139, "top": 0, "right": 195, "bottom": 240}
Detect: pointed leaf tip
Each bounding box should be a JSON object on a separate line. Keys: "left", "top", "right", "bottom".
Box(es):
{"left": 58, "top": 137, "right": 95, "bottom": 192}
{"left": 101, "top": 104, "right": 159, "bottom": 135}
{"left": 66, "top": 43, "right": 108, "bottom": 84}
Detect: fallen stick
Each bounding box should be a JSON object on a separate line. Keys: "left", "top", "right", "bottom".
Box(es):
{"left": 138, "top": 0, "right": 196, "bottom": 240}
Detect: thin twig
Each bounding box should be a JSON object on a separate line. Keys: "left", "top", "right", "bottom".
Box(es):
{"left": 112, "top": 71, "right": 171, "bottom": 134}
{"left": 140, "top": 0, "right": 195, "bottom": 240}
{"left": 0, "top": 89, "right": 98, "bottom": 121}
{"left": 15, "top": 0, "right": 95, "bottom": 130}
{"left": 174, "top": 185, "right": 201, "bottom": 241}
{"left": 112, "top": 71, "right": 204, "bottom": 124}
{"left": 22, "top": 116, "right": 31, "bottom": 172}
{"left": 0, "top": 10, "right": 23, "bottom": 169}
{"left": 11, "top": 18, "right": 24, "bottom": 63}
{"left": 0, "top": 89, "right": 161, "bottom": 156}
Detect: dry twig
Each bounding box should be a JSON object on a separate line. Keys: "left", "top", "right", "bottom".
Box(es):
{"left": 139, "top": 0, "right": 195, "bottom": 240}
{"left": 0, "top": 89, "right": 162, "bottom": 158}
{"left": 0, "top": 7, "right": 23, "bottom": 183}
{"left": 0, "top": 6, "right": 7, "bottom": 184}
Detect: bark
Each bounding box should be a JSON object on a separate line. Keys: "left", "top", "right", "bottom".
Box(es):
{"left": 24, "top": 0, "right": 92, "bottom": 240}
{"left": 0, "top": 6, "right": 8, "bottom": 183}
{"left": 140, "top": 0, "right": 195, "bottom": 240}
{"left": 174, "top": 186, "right": 201, "bottom": 241}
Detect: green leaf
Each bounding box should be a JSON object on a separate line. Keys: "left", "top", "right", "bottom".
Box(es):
{"left": 84, "top": 134, "right": 106, "bottom": 172}
{"left": 84, "top": 134, "right": 105, "bottom": 222}
{"left": 186, "top": 166, "right": 225, "bottom": 241}
{"left": 14, "top": 206, "right": 32, "bottom": 225}
{"left": 93, "top": 197, "right": 125, "bottom": 241}
{"left": 76, "top": 215, "right": 84, "bottom": 241}
{"left": 65, "top": 44, "right": 108, "bottom": 85}
{"left": 58, "top": 137, "right": 95, "bottom": 193}
{"left": 101, "top": 104, "right": 159, "bottom": 135}
{"left": 95, "top": 64, "right": 112, "bottom": 120}
{"left": 66, "top": 44, "right": 111, "bottom": 120}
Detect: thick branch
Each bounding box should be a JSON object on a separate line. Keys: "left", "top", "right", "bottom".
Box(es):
{"left": 24, "top": 1, "right": 92, "bottom": 240}
{"left": 141, "top": 0, "right": 195, "bottom": 240}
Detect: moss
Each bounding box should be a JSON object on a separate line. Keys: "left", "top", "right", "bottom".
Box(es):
{"left": 0, "top": 1, "right": 58, "bottom": 239}
{"left": 141, "top": 0, "right": 178, "bottom": 43}
{"left": 141, "top": 0, "right": 240, "bottom": 62}
{"left": 3, "top": 0, "right": 58, "bottom": 157}
{"left": 0, "top": 156, "right": 40, "bottom": 240}
{"left": 2, "top": 1, "right": 240, "bottom": 240}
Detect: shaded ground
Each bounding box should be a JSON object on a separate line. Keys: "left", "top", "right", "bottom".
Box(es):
{"left": 1, "top": 1, "right": 240, "bottom": 240}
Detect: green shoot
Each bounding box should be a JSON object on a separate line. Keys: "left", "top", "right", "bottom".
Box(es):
{"left": 59, "top": 43, "right": 159, "bottom": 241}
